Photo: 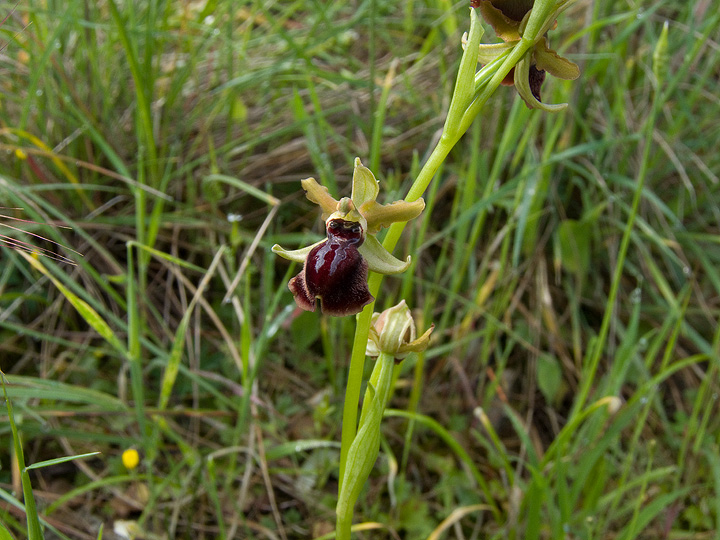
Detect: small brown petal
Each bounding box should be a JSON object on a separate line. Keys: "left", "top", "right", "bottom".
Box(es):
{"left": 501, "top": 68, "right": 516, "bottom": 86}
{"left": 476, "top": 0, "right": 523, "bottom": 41}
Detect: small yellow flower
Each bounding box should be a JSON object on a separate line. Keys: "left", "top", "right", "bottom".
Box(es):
{"left": 15, "top": 148, "right": 27, "bottom": 160}
{"left": 122, "top": 448, "right": 140, "bottom": 470}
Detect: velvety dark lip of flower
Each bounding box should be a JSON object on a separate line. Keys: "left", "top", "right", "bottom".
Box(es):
{"left": 288, "top": 218, "right": 374, "bottom": 316}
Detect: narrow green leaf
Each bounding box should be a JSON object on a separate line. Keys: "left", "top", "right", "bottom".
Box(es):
{"left": 1, "top": 373, "right": 43, "bottom": 539}
{"left": 203, "top": 173, "right": 280, "bottom": 206}
{"left": 158, "top": 247, "right": 225, "bottom": 410}
{"left": 0, "top": 522, "right": 15, "bottom": 540}
{"left": 25, "top": 452, "right": 101, "bottom": 471}
{"left": 3, "top": 375, "right": 127, "bottom": 410}
{"left": 20, "top": 253, "right": 128, "bottom": 357}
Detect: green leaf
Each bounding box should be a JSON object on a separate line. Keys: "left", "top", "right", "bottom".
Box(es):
{"left": 3, "top": 375, "right": 128, "bottom": 410}
{"left": 25, "top": 452, "right": 101, "bottom": 471}
{"left": 203, "top": 173, "right": 279, "bottom": 207}
{"left": 159, "top": 247, "right": 225, "bottom": 410}
{"left": 0, "top": 522, "right": 15, "bottom": 540}
{"left": 556, "top": 219, "right": 591, "bottom": 274}
{"left": 20, "top": 253, "right": 128, "bottom": 357}
{"left": 537, "top": 354, "right": 563, "bottom": 404}
{"left": 1, "top": 373, "right": 43, "bottom": 540}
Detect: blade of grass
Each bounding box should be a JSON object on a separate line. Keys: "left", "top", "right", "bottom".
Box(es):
{"left": 2, "top": 371, "right": 42, "bottom": 539}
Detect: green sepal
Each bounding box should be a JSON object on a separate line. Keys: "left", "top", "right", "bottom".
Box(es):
{"left": 534, "top": 38, "right": 580, "bottom": 80}
{"left": 359, "top": 235, "right": 411, "bottom": 274}
{"left": 361, "top": 198, "right": 426, "bottom": 234}
{"left": 351, "top": 158, "right": 380, "bottom": 208}
{"left": 271, "top": 240, "right": 324, "bottom": 263}
{"left": 514, "top": 55, "right": 567, "bottom": 111}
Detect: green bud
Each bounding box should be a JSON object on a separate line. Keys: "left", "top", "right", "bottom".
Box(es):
{"left": 366, "top": 300, "right": 433, "bottom": 359}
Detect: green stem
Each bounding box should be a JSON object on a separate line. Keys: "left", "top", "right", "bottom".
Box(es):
{"left": 336, "top": 2, "right": 554, "bottom": 525}
{"left": 337, "top": 353, "right": 395, "bottom": 540}
{"left": 338, "top": 303, "right": 375, "bottom": 487}
{"left": 338, "top": 4, "right": 530, "bottom": 506}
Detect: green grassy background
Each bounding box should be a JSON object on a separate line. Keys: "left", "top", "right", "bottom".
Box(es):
{"left": 1, "top": 0, "right": 719, "bottom": 538}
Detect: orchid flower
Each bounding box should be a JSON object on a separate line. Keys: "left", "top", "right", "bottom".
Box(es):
{"left": 272, "top": 158, "right": 425, "bottom": 316}
{"left": 470, "top": 0, "right": 580, "bottom": 111}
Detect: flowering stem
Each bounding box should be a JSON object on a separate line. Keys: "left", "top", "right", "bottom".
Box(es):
{"left": 339, "top": 2, "right": 517, "bottom": 502}
{"left": 338, "top": 2, "right": 557, "bottom": 530}
{"left": 339, "top": 305, "right": 376, "bottom": 487}
{"left": 338, "top": 129, "right": 456, "bottom": 491}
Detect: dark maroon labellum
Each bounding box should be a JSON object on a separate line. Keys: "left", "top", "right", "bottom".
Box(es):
{"left": 288, "top": 219, "right": 374, "bottom": 316}
{"left": 528, "top": 64, "right": 546, "bottom": 102}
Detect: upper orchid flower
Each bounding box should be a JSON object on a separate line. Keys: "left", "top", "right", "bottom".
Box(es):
{"left": 469, "top": 0, "right": 580, "bottom": 111}
{"left": 272, "top": 158, "right": 425, "bottom": 316}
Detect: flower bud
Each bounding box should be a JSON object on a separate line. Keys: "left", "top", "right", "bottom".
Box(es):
{"left": 366, "top": 300, "right": 433, "bottom": 359}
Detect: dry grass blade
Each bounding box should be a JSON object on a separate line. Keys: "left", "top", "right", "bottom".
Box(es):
{"left": 0, "top": 210, "right": 81, "bottom": 265}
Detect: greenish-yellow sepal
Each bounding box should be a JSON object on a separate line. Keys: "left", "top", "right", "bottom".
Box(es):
{"left": 534, "top": 38, "right": 580, "bottom": 80}
{"left": 271, "top": 240, "right": 324, "bottom": 263}
{"left": 398, "top": 325, "right": 434, "bottom": 357}
{"left": 361, "top": 198, "right": 426, "bottom": 234}
{"left": 359, "top": 235, "right": 411, "bottom": 274}
{"left": 351, "top": 158, "right": 380, "bottom": 208}
{"left": 301, "top": 177, "right": 339, "bottom": 217}
{"left": 515, "top": 56, "right": 568, "bottom": 111}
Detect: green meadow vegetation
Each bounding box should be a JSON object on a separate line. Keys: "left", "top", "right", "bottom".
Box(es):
{"left": 1, "top": 0, "right": 720, "bottom": 538}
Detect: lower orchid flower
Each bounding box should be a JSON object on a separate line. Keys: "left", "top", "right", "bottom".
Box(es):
{"left": 273, "top": 158, "right": 425, "bottom": 316}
